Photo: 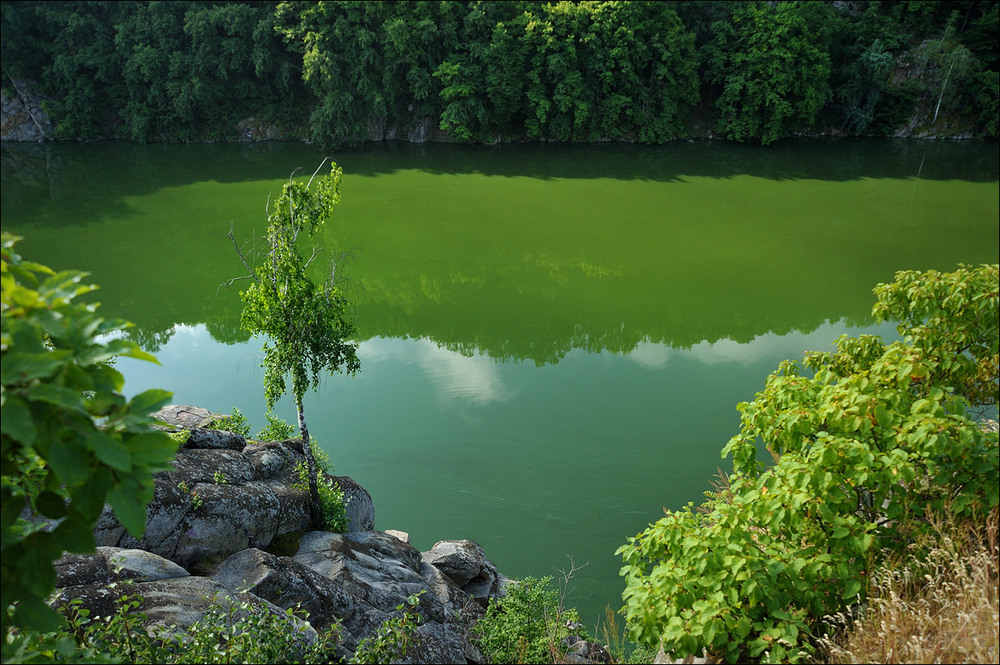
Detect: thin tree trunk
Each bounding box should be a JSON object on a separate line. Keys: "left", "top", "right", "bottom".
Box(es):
{"left": 932, "top": 59, "right": 955, "bottom": 125}
{"left": 297, "top": 401, "right": 321, "bottom": 528}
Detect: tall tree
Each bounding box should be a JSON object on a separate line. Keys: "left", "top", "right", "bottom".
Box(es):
{"left": 227, "top": 161, "right": 359, "bottom": 526}
{"left": 707, "top": 1, "right": 832, "bottom": 144}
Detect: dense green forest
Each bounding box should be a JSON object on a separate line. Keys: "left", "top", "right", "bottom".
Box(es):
{"left": 2, "top": 0, "right": 997, "bottom": 145}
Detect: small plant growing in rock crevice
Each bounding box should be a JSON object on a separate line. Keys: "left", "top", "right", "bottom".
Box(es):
{"left": 212, "top": 471, "right": 227, "bottom": 485}
{"left": 53, "top": 583, "right": 339, "bottom": 664}
{"left": 207, "top": 407, "right": 251, "bottom": 437}
{"left": 40, "top": 583, "right": 426, "bottom": 664}
{"left": 293, "top": 461, "right": 348, "bottom": 533}
{"left": 167, "top": 430, "right": 191, "bottom": 446}
{"left": 351, "top": 591, "right": 425, "bottom": 664}
{"left": 177, "top": 481, "right": 203, "bottom": 512}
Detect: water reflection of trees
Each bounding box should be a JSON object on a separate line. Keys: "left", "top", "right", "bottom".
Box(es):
{"left": 3, "top": 139, "right": 997, "bottom": 225}
{"left": 4, "top": 140, "right": 995, "bottom": 360}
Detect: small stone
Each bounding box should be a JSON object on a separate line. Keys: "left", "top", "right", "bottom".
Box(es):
{"left": 385, "top": 529, "right": 410, "bottom": 544}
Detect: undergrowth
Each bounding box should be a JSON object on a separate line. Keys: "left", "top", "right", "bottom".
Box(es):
{"left": 11, "top": 583, "right": 425, "bottom": 664}
{"left": 818, "top": 507, "right": 999, "bottom": 664}
{"left": 472, "top": 575, "right": 588, "bottom": 664}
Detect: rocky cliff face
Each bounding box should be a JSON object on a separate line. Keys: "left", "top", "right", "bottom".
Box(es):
{"left": 1, "top": 80, "right": 54, "bottom": 142}
{"left": 53, "top": 405, "right": 606, "bottom": 663}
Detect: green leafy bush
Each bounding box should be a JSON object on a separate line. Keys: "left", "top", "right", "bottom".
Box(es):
{"left": 35, "top": 583, "right": 338, "bottom": 664}
{"left": 255, "top": 411, "right": 297, "bottom": 441}
{"left": 472, "top": 576, "right": 588, "bottom": 664}
{"left": 208, "top": 407, "right": 251, "bottom": 437}
{"left": 1, "top": 234, "right": 178, "bottom": 656}
{"left": 351, "top": 591, "right": 424, "bottom": 664}
{"left": 292, "top": 441, "right": 348, "bottom": 533}
{"left": 26, "top": 585, "right": 424, "bottom": 664}
{"left": 617, "top": 264, "right": 999, "bottom": 663}
{"left": 708, "top": 2, "right": 832, "bottom": 144}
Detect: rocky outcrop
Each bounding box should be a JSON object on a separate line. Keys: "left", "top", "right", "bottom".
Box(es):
{"left": 421, "top": 539, "right": 508, "bottom": 608}
{"left": 53, "top": 405, "right": 604, "bottom": 663}
{"left": 94, "top": 406, "right": 375, "bottom": 568}
{"left": 1, "top": 79, "right": 54, "bottom": 142}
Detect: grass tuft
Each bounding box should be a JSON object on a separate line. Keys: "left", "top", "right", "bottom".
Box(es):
{"left": 819, "top": 507, "right": 999, "bottom": 664}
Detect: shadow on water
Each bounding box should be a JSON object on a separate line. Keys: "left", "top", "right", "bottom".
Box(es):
{"left": 3, "top": 138, "right": 998, "bottom": 219}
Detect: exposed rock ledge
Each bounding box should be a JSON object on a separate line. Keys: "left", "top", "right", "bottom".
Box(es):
{"left": 54, "top": 405, "right": 608, "bottom": 663}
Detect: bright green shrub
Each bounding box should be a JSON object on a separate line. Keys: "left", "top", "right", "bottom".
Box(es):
{"left": 472, "top": 576, "right": 588, "bottom": 664}
{"left": 207, "top": 407, "right": 251, "bottom": 437}
{"left": 617, "top": 264, "right": 999, "bottom": 663}
{"left": 290, "top": 438, "right": 348, "bottom": 533}
{"left": 255, "top": 411, "right": 297, "bottom": 441}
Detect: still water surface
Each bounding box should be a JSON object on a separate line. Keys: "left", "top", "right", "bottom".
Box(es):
{"left": 3, "top": 139, "right": 998, "bottom": 628}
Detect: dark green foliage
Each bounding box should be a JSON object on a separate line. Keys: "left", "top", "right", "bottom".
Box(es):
{"left": 707, "top": 1, "right": 832, "bottom": 144}
{"left": 2, "top": 1, "right": 306, "bottom": 141}
{"left": 427, "top": 1, "right": 700, "bottom": 143}
{"left": 2, "top": 1, "right": 998, "bottom": 142}
{"left": 971, "top": 70, "right": 999, "bottom": 136}
{"left": 868, "top": 80, "right": 922, "bottom": 134}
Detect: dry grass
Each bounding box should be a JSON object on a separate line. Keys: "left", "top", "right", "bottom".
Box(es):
{"left": 819, "top": 507, "right": 999, "bottom": 664}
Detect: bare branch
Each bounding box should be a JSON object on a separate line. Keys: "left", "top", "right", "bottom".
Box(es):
{"left": 217, "top": 274, "right": 254, "bottom": 293}
{"left": 303, "top": 246, "right": 323, "bottom": 271}
{"left": 306, "top": 157, "right": 331, "bottom": 189}
{"left": 225, "top": 221, "right": 260, "bottom": 285}
{"left": 555, "top": 555, "right": 589, "bottom": 615}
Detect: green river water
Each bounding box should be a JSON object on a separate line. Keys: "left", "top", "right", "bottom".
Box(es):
{"left": 2, "top": 138, "right": 998, "bottom": 630}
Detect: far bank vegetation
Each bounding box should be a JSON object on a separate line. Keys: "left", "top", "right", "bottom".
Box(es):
{"left": 1, "top": 1, "right": 997, "bottom": 144}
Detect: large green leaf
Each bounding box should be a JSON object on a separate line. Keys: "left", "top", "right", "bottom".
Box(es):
{"left": 0, "top": 350, "right": 70, "bottom": 385}
{"left": 26, "top": 383, "right": 87, "bottom": 413}
{"left": 0, "top": 395, "right": 36, "bottom": 445}
{"left": 47, "top": 438, "right": 91, "bottom": 488}
{"left": 35, "top": 490, "right": 68, "bottom": 520}
{"left": 12, "top": 595, "right": 66, "bottom": 634}
{"left": 127, "top": 431, "right": 179, "bottom": 470}
{"left": 87, "top": 431, "right": 132, "bottom": 472}
{"left": 52, "top": 513, "right": 96, "bottom": 553}
{"left": 107, "top": 481, "right": 150, "bottom": 538}
{"left": 127, "top": 388, "right": 173, "bottom": 416}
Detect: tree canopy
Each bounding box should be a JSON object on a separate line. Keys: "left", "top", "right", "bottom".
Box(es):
{"left": 3, "top": 1, "right": 996, "bottom": 143}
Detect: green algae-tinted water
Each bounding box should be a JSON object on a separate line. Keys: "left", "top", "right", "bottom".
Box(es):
{"left": 3, "top": 138, "right": 997, "bottom": 628}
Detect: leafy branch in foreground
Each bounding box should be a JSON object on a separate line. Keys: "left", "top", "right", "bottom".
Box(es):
{"left": 617, "top": 264, "right": 999, "bottom": 663}
{"left": 1, "top": 233, "right": 178, "bottom": 658}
